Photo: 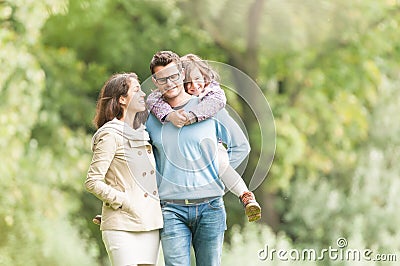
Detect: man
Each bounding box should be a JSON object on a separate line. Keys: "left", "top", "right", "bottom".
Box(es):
{"left": 146, "top": 51, "right": 250, "bottom": 266}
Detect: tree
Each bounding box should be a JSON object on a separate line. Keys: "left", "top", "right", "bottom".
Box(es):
{"left": 284, "top": 80, "right": 400, "bottom": 265}
{"left": 176, "top": 0, "right": 399, "bottom": 231}
{"left": 10, "top": 0, "right": 399, "bottom": 264}
{"left": 0, "top": 0, "right": 97, "bottom": 264}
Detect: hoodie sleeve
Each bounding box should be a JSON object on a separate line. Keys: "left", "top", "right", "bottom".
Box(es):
{"left": 214, "top": 109, "right": 251, "bottom": 169}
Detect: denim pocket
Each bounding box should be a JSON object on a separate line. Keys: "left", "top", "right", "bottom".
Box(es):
{"left": 160, "top": 201, "right": 169, "bottom": 208}
{"left": 207, "top": 197, "right": 224, "bottom": 210}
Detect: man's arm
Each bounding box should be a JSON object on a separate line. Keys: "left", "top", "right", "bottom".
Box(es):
{"left": 214, "top": 109, "right": 251, "bottom": 168}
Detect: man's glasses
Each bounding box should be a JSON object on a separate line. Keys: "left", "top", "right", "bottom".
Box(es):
{"left": 154, "top": 73, "right": 180, "bottom": 85}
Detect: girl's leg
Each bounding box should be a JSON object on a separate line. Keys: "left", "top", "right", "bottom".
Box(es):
{"left": 218, "top": 143, "right": 261, "bottom": 222}
{"left": 218, "top": 142, "right": 248, "bottom": 196}
{"left": 220, "top": 164, "right": 248, "bottom": 197}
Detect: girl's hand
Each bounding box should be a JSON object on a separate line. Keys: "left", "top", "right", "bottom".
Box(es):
{"left": 166, "top": 109, "right": 188, "bottom": 128}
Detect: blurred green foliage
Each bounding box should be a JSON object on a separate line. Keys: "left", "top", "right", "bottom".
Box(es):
{"left": 1, "top": 0, "right": 400, "bottom": 265}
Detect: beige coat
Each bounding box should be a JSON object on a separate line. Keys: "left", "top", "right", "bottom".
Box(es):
{"left": 85, "top": 118, "right": 163, "bottom": 232}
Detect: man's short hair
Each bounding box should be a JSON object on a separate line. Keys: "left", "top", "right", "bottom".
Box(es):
{"left": 150, "top": 50, "right": 182, "bottom": 74}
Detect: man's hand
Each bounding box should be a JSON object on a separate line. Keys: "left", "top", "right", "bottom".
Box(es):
{"left": 166, "top": 109, "right": 188, "bottom": 128}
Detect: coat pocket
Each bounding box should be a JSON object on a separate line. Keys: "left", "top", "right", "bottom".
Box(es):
{"left": 120, "top": 189, "right": 140, "bottom": 219}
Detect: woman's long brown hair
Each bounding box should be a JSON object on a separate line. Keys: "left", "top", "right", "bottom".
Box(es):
{"left": 93, "top": 73, "right": 148, "bottom": 129}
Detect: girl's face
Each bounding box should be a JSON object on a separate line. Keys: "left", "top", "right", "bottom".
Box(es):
{"left": 186, "top": 67, "right": 205, "bottom": 96}
{"left": 125, "top": 78, "right": 146, "bottom": 113}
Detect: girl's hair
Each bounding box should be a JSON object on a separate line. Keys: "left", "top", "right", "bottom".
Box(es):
{"left": 93, "top": 72, "right": 147, "bottom": 129}
{"left": 181, "top": 54, "right": 220, "bottom": 91}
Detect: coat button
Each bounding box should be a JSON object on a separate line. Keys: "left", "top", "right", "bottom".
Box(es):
{"left": 144, "top": 192, "right": 148, "bottom": 197}
{"left": 138, "top": 151, "right": 142, "bottom": 155}
{"left": 153, "top": 191, "right": 157, "bottom": 195}
{"left": 150, "top": 170, "right": 155, "bottom": 175}
{"left": 105, "top": 203, "right": 110, "bottom": 207}
{"left": 142, "top": 172, "right": 147, "bottom": 177}
{"left": 147, "top": 149, "right": 152, "bottom": 154}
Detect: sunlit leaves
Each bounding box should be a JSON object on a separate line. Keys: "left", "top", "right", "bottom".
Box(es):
{"left": 0, "top": 0, "right": 97, "bottom": 264}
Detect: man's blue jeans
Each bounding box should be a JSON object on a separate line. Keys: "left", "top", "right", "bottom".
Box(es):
{"left": 160, "top": 197, "right": 227, "bottom": 266}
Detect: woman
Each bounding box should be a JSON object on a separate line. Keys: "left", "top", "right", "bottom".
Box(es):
{"left": 85, "top": 73, "right": 163, "bottom": 266}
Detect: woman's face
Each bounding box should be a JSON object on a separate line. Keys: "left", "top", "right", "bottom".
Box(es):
{"left": 186, "top": 67, "right": 205, "bottom": 96}
{"left": 125, "top": 78, "right": 146, "bottom": 113}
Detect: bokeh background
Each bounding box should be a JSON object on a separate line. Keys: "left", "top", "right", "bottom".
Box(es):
{"left": 1, "top": 0, "right": 400, "bottom": 265}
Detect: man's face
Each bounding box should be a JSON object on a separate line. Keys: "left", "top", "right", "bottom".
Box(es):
{"left": 152, "top": 62, "right": 185, "bottom": 100}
